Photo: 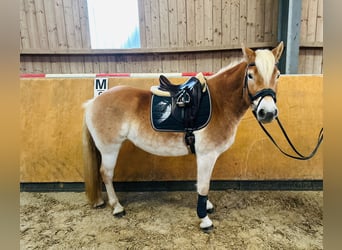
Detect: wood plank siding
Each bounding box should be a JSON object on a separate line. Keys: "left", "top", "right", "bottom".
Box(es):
{"left": 20, "top": 0, "right": 323, "bottom": 74}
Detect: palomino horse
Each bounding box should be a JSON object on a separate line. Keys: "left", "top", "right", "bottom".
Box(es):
{"left": 83, "top": 42, "right": 284, "bottom": 231}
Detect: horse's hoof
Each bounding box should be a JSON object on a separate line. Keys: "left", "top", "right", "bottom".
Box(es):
{"left": 207, "top": 208, "right": 214, "bottom": 214}
{"left": 94, "top": 201, "right": 106, "bottom": 209}
{"left": 201, "top": 225, "right": 214, "bottom": 233}
{"left": 113, "top": 210, "right": 126, "bottom": 218}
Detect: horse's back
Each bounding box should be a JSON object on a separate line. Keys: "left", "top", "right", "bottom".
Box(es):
{"left": 97, "top": 85, "right": 150, "bottom": 105}
{"left": 85, "top": 85, "right": 151, "bottom": 145}
{"left": 91, "top": 85, "right": 151, "bottom": 116}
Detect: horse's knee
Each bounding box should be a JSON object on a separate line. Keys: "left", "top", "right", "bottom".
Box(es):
{"left": 100, "top": 166, "right": 113, "bottom": 184}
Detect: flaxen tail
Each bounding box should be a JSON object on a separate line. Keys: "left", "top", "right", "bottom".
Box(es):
{"left": 82, "top": 115, "right": 102, "bottom": 206}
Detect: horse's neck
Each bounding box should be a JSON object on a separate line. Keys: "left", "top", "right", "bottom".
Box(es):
{"left": 207, "top": 62, "right": 250, "bottom": 120}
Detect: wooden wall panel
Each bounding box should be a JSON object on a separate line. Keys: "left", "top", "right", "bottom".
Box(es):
{"left": 20, "top": 0, "right": 30, "bottom": 48}
{"left": 299, "top": 0, "right": 323, "bottom": 74}
{"left": 24, "top": 0, "right": 40, "bottom": 48}
{"left": 20, "top": 0, "right": 91, "bottom": 50}
{"left": 20, "top": 50, "right": 249, "bottom": 74}
{"left": 298, "top": 48, "right": 323, "bottom": 74}
{"left": 20, "top": 75, "right": 323, "bottom": 182}
{"left": 43, "top": 0, "right": 59, "bottom": 48}
{"left": 301, "top": 0, "right": 323, "bottom": 45}
{"left": 145, "top": 0, "right": 280, "bottom": 49}
{"left": 20, "top": 0, "right": 323, "bottom": 74}
{"left": 20, "top": 0, "right": 280, "bottom": 51}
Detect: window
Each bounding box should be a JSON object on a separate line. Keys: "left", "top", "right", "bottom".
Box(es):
{"left": 87, "top": 0, "right": 141, "bottom": 49}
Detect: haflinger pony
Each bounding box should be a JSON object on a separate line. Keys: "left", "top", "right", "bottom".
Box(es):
{"left": 83, "top": 42, "right": 284, "bottom": 232}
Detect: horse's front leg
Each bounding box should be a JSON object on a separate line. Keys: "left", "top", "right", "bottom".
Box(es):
{"left": 196, "top": 153, "right": 218, "bottom": 232}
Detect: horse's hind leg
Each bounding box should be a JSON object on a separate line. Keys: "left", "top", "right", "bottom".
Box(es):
{"left": 100, "top": 147, "right": 125, "bottom": 217}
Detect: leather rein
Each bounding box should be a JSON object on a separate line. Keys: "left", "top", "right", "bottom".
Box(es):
{"left": 244, "top": 63, "right": 323, "bottom": 160}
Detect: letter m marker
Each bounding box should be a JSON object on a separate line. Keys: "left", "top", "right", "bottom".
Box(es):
{"left": 94, "top": 78, "right": 108, "bottom": 97}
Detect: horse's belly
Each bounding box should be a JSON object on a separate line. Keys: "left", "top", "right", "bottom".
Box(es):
{"left": 127, "top": 130, "right": 189, "bottom": 157}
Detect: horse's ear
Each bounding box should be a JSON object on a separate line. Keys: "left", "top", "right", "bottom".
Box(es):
{"left": 272, "top": 41, "right": 284, "bottom": 63}
{"left": 242, "top": 43, "right": 255, "bottom": 63}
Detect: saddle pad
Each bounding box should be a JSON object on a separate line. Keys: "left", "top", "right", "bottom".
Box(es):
{"left": 151, "top": 88, "right": 212, "bottom": 132}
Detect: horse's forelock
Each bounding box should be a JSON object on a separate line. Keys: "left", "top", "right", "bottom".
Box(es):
{"left": 255, "top": 50, "right": 275, "bottom": 85}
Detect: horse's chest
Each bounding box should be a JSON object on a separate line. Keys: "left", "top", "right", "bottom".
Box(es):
{"left": 217, "top": 128, "right": 237, "bottom": 153}
{"left": 196, "top": 125, "right": 238, "bottom": 155}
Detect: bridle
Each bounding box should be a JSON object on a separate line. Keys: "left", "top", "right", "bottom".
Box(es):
{"left": 244, "top": 62, "right": 277, "bottom": 106}
{"left": 244, "top": 63, "right": 323, "bottom": 160}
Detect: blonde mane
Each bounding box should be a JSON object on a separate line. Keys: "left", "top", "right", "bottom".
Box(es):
{"left": 214, "top": 48, "right": 276, "bottom": 87}
{"left": 216, "top": 59, "right": 244, "bottom": 75}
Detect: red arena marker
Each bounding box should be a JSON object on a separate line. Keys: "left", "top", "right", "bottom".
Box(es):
{"left": 181, "top": 72, "right": 198, "bottom": 77}
{"left": 20, "top": 73, "right": 46, "bottom": 78}
{"left": 181, "top": 72, "right": 214, "bottom": 77}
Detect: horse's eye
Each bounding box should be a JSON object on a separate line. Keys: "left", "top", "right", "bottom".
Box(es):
{"left": 276, "top": 73, "right": 280, "bottom": 79}
{"left": 248, "top": 73, "right": 254, "bottom": 80}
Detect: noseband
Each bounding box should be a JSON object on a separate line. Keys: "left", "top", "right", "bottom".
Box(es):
{"left": 243, "top": 62, "right": 323, "bottom": 160}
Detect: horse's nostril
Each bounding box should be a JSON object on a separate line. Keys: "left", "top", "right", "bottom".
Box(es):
{"left": 274, "top": 109, "right": 278, "bottom": 117}
{"left": 265, "top": 112, "right": 274, "bottom": 120}
{"left": 258, "top": 109, "right": 266, "bottom": 118}
{"left": 258, "top": 108, "right": 276, "bottom": 123}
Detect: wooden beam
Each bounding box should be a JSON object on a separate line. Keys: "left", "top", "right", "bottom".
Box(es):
{"left": 21, "top": 43, "right": 322, "bottom": 56}
{"left": 20, "top": 42, "right": 278, "bottom": 55}
{"left": 300, "top": 41, "right": 323, "bottom": 48}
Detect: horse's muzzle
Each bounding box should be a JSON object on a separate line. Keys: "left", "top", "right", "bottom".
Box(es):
{"left": 254, "top": 96, "right": 278, "bottom": 123}
{"left": 257, "top": 107, "right": 278, "bottom": 123}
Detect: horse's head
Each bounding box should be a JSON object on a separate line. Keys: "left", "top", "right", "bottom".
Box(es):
{"left": 242, "top": 42, "right": 284, "bottom": 123}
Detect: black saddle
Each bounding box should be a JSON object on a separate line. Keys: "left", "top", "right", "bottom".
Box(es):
{"left": 159, "top": 75, "right": 204, "bottom": 126}
{"left": 159, "top": 75, "right": 201, "bottom": 98}
{"left": 150, "top": 74, "right": 212, "bottom": 154}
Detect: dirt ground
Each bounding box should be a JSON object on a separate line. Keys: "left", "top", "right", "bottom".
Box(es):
{"left": 20, "top": 190, "right": 322, "bottom": 249}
